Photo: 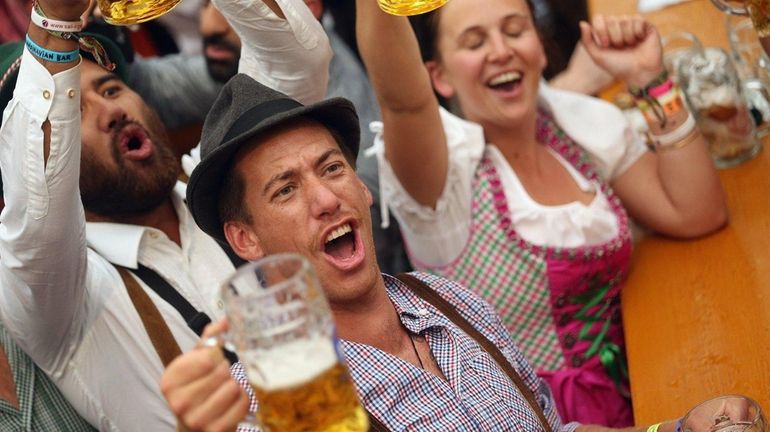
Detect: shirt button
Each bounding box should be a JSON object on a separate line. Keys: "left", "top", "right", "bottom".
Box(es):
{"left": 417, "top": 308, "right": 429, "bottom": 317}
{"left": 67, "top": 88, "right": 76, "bottom": 98}
{"left": 563, "top": 333, "right": 576, "bottom": 349}
{"left": 148, "top": 232, "right": 159, "bottom": 239}
{"left": 42, "top": 90, "right": 51, "bottom": 100}
{"left": 570, "top": 354, "right": 584, "bottom": 367}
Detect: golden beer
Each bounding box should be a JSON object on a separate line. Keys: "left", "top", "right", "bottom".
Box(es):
{"left": 97, "top": 0, "right": 182, "bottom": 25}
{"left": 377, "top": 0, "right": 450, "bottom": 16}
{"left": 222, "top": 255, "right": 367, "bottom": 432}
{"left": 252, "top": 363, "right": 368, "bottom": 432}
{"left": 748, "top": 0, "right": 770, "bottom": 37}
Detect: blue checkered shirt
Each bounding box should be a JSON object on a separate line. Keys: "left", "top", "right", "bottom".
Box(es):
{"left": 233, "top": 273, "right": 580, "bottom": 431}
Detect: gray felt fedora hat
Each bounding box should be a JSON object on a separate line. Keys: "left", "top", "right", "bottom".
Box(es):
{"left": 187, "top": 73, "right": 360, "bottom": 244}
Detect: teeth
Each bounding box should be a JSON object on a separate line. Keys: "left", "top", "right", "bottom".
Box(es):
{"left": 325, "top": 224, "right": 352, "bottom": 243}
{"left": 488, "top": 71, "right": 521, "bottom": 86}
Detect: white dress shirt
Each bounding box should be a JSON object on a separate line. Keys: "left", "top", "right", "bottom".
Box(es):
{"left": 0, "top": 0, "right": 330, "bottom": 430}
{"left": 371, "top": 83, "right": 648, "bottom": 268}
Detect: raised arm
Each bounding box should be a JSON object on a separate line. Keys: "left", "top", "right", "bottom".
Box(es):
{"left": 0, "top": 0, "right": 90, "bottom": 368}
{"left": 355, "top": 0, "right": 447, "bottom": 207}
{"left": 580, "top": 15, "right": 727, "bottom": 237}
{"left": 213, "top": 0, "right": 332, "bottom": 104}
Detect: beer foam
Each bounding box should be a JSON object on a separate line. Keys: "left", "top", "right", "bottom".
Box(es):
{"left": 242, "top": 336, "right": 339, "bottom": 390}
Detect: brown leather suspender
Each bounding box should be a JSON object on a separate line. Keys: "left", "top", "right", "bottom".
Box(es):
{"left": 116, "top": 266, "right": 183, "bottom": 367}
{"left": 117, "top": 266, "right": 552, "bottom": 431}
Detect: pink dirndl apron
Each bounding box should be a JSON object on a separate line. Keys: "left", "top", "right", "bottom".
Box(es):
{"left": 409, "top": 112, "right": 635, "bottom": 427}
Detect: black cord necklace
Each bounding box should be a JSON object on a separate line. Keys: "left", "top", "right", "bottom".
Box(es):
{"left": 409, "top": 333, "right": 425, "bottom": 369}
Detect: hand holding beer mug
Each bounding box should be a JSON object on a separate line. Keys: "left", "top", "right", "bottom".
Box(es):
{"left": 218, "top": 253, "right": 368, "bottom": 432}
{"left": 682, "top": 395, "right": 768, "bottom": 432}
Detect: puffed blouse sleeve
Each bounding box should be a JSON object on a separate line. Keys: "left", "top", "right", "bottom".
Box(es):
{"left": 537, "top": 82, "right": 648, "bottom": 181}
{"left": 368, "top": 107, "right": 486, "bottom": 268}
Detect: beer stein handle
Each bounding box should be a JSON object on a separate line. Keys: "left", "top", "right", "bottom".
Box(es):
{"left": 200, "top": 335, "right": 261, "bottom": 428}
{"left": 710, "top": 0, "right": 750, "bottom": 16}
{"left": 742, "top": 77, "right": 770, "bottom": 137}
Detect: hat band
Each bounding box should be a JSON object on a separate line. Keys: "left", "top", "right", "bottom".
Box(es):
{"left": 222, "top": 98, "right": 303, "bottom": 143}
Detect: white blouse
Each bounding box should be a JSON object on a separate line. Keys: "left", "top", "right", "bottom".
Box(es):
{"left": 369, "top": 82, "right": 648, "bottom": 268}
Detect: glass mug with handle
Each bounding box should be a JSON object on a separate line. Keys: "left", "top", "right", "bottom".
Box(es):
{"left": 377, "top": 0, "right": 450, "bottom": 16}
{"left": 97, "top": 0, "right": 182, "bottom": 25}
{"left": 98, "top": 0, "right": 450, "bottom": 26}
{"left": 665, "top": 33, "right": 762, "bottom": 168}
{"left": 682, "top": 395, "right": 768, "bottom": 432}
{"left": 217, "top": 253, "right": 368, "bottom": 432}
{"left": 710, "top": 0, "right": 770, "bottom": 57}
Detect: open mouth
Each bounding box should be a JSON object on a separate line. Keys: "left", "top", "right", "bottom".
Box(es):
{"left": 118, "top": 124, "right": 154, "bottom": 161}
{"left": 322, "top": 222, "right": 364, "bottom": 271}
{"left": 487, "top": 71, "right": 522, "bottom": 92}
{"left": 324, "top": 223, "right": 356, "bottom": 259}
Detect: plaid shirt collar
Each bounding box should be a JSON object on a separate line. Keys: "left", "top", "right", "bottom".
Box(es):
{"left": 382, "top": 274, "right": 448, "bottom": 334}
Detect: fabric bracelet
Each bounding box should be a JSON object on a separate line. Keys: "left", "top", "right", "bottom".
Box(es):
{"left": 647, "top": 423, "right": 662, "bottom": 432}
{"left": 650, "top": 110, "right": 697, "bottom": 148}
{"left": 649, "top": 126, "right": 699, "bottom": 152}
{"left": 30, "top": 3, "right": 116, "bottom": 72}
{"left": 629, "top": 69, "right": 670, "bottom": 98}
{"left": 647, "top": 78, "right": 675, "bottom": 99}
{"left": 25, "top": 34, "right": 80, "bottom": 63}
{"left": 30, "top": 5, "right": 82, "bottom": 33}
{"left": 636, "top": 81, "right": 689, "bottom": 130}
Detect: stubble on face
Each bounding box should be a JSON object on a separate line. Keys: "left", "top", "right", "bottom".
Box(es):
{"left": 202, "top": 34, "right": 240, "bottom": 83}
{"left": 234, "top": 121, "right": 381, "bottom": 306}
{"left": 79, "top": 106, "right": 179, "bottom": 217}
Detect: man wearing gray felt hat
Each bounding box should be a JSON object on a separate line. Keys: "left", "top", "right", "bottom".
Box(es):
{"left": 187, "top": 72, "right": 360, "bottom": 246}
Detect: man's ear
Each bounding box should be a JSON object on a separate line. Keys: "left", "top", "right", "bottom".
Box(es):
{"left": 425, "top": 60, "right": 455, "bottom": 99}
{"left": 359, "top": 177, "right": 373, "bottom": 207}
{"left": 223, "top": 221, "right": 264, "bottom": 262}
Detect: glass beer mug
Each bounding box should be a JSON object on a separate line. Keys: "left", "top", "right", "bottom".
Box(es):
{"left": 219, "top": 253, "right": 367, "bottom": 432}
{"left": 97, "top": 0, "right": 182, "bottom": 25}
{"left": 377, "top": 0, "right": 449, "bottom": 16}
{"left": 682, "top": 395, "right": 768, "bottom": 432}
{"left": 710, "top": 0, "right": 770, "bottom": 56}
{"left": 669, "top": 33, "right": 762, "bottom": 167}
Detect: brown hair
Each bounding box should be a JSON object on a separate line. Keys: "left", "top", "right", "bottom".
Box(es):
{"left": 409, "top": 0, "right": 536, "bottom": 63}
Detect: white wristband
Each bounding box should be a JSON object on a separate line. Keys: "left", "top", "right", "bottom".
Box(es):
{"left": 30, "top": 6, "right": 82, "bottom": 33}
{"left": 651, "top": 111, "right": 696, "bottom": 149}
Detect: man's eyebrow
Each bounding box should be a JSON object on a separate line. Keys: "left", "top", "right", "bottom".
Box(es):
{"left": 261, "top": 148, "right": 345, "bottom": 197}
{"left": 91, "top": 73, "right": 123, "bottom": 89}
{"left": 315, "top": 148, "right": 343, "bottom": 168}
{"left": 262, "top": 169, "right": 297, "bottom": 197}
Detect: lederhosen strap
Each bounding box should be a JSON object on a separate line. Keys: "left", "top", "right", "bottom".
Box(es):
{"left": 395, "top": 273, "right": 554, "bottom": 432}
{"left": 115, "top": 243, "right": 244, "bottom": 365}
{"left": 117, "top": 267, "right": 182, "bottom": 367}
{"left": 367, "top": 412, "right": 389, "bottom": 432}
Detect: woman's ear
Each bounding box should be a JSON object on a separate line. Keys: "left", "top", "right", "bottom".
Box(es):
{"left": 425, "top": 60, "right": 455, "bottom": 99}
{"left": 223, "top": 221, "right": 264, "bottom": 262}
